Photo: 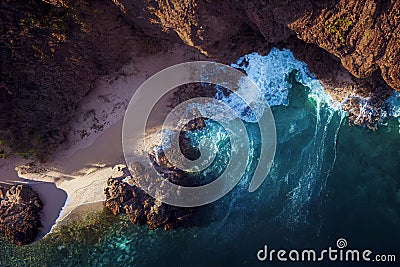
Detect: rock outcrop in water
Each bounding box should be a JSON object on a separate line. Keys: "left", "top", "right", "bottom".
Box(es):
{"left": 104, "top": 175, "right": 194, "bottom": 230}
{"left": 0, "top": 184, "right": 43, "bottom": 246}
{"left": 104, "top": 117, "right": 206, "bottom": 229}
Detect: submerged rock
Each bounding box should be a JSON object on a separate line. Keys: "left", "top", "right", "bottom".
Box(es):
{"left": 0, "top": 184, "right": 43, "bottom": 246}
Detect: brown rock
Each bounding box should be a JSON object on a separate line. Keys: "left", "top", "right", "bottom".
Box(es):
{"left": 289, "top": 0, "right": 400, "bottom": 91}
{"left": 104, "top": 177, "right": 194, "bottom": 230}
{"left": 104, "top": 121, "right": 204, "bottom": 229}
{"left": 113, "top": 0, "right": 399, "bottom": 92}
{"left": 0, "top": 184, "right": 43, "bottom": 246}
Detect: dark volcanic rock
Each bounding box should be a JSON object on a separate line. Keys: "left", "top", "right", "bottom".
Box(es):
{"left": 0, "top": 184, "right": 43, "bottom": 246}
{"left": 104, "top": 177, "right": 193, "bottom": 230}
{"left": 104, "top": 116, "right": 207, "bottom": 229}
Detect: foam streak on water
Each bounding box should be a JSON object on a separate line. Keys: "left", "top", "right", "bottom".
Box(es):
{"left": 232, "top": 49, "right": 345, "bottom": 226}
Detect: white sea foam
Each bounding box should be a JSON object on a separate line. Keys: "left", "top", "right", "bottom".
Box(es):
{"left": 192, "top": 48, "right": 339, "bottom": 123}
{"left": 384, "top": 92, "right": 400, "bottom": 118}
{"left": 231, "top": 48, "right": 336, "bottom": 107}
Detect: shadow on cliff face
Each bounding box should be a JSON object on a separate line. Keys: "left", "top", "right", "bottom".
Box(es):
{"left": 0, "top": 0, "right": 95, "bottom": 158}
{"left": 113, "top": 0, "right": 397, "bottom": 115}
{"left": 112, "top": 0, "right": 334, "bottom": 63}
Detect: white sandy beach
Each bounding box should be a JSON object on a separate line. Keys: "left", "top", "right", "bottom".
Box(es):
{"left": 0, "top": 43, "right": 204, "bottom": 236}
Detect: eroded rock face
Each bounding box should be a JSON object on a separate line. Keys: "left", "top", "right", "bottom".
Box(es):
{"left": 110, "top": 0, "right": 398, "bottom": 128}
{"left": 0, "top": 184, "right": 43, "bottom": 246}
{"left": 290, "top": 0, "right": 400, "bottom": 91}
{"left": 113, "top": 0, "right": 399, "bottom": 93}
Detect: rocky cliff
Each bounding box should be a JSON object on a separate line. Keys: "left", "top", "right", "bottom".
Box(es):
{"left": 1, "top": 0, "right": 399, "bottom": 155}
{"left": 113, "top": 0, "right": 399, "bottom": 127}
{"left": 112, "top": 0, "right": 399, "bottom": 91}
{"left": 290, "top": 0, "right": 399, "bottom": 91}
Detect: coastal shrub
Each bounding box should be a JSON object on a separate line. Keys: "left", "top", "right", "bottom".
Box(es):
{"left": 325, "top": 16, "right": 352, "bottom": 43}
